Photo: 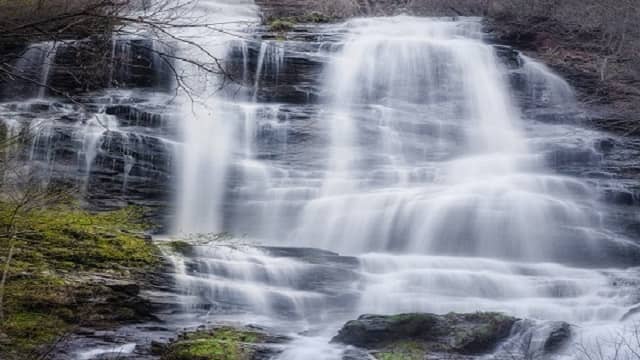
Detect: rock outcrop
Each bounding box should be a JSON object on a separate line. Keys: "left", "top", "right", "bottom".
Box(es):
{"left": 333, "top": 313, "right": 576, "bottom": 359}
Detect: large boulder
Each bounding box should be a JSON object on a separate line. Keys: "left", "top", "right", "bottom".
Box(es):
{"left": 332, "top": 312, "right": 517, "bottom": 356}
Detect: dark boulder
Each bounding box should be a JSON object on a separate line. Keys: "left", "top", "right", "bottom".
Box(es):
{"left": 332, "top": 312, "right": 517, "bottom": 356}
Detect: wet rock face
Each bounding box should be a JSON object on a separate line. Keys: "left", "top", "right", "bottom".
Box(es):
{"left": 225, "top": 31, "right": 328, "bottom": 104}
{"left": 332, "top": 313, "right": 517, "bottom": 355}
{"left": 0, "top": 36, "right": 177, "bottom": 222}
{"left": 0, "top": 38, "right": 174, "bottom": 101}
{"left": 0, "top": 96, "right": 176, "bottom": 223}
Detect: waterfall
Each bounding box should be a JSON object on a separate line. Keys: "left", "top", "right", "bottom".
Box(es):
{"left": 173, "top": 0, "right": 259, "bottom": 235}
{"left": 168, "top": 13, "right": 640, "bottom": 360}
{"left": 177, "top": 16, "right": 621, "bottom": 264}
{"left": 290, "top": 17, "right": 601, "bottom": 262}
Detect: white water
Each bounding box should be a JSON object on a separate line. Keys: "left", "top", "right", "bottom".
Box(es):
{"left": 287, "top": 18, "right": 609, "bottom": 261}
{"left": 173, "top": 0, "right": 260, "bottom": 234}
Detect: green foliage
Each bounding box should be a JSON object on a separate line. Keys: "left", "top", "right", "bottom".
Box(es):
{"left": 162, "top": 327, "right": 263, "bottom": 360}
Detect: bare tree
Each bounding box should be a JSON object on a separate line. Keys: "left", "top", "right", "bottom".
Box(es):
{"left": 0, "top": 0, "right": 256, "bottom": 102}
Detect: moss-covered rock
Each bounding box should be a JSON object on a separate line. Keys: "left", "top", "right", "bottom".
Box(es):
{"left": 266, "top": 12, "right": 335, "bottom": 33}
{"left": 161, "top": 327, "right": 281, "bottom": 360}
{"left": 333, "top": 312, "right": 518, "bottom": 356}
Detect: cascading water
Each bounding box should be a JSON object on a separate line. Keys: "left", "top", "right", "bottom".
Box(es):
{"left": 293, "top": 17, "right": 598, "bottom": 260}
{"left": 168, "top": 12, "right": 640, "bottom": 360}
{"left": 173, "top": 0, "right": 261, "bottom": 235}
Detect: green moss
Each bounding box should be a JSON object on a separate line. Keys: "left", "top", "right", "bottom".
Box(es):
{"left": 2, "top": 312, "right": 69, "bottom": 351}
{"left": 269, "top": 19, "right": 295, "bottom": 32}
{"left": 1, "top": 205, "right": 158, "bottom": 270}
{"left": 376, "top": 341, "right": 425, "bottom": 360}
{"left": 0, "top": 204, "right": 159, "bottom": 358}
{"left": 162, "top": 327, "right": 264, "bottom": 360}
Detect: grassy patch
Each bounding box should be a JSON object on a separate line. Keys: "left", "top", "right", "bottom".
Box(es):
{"left": 162, "top": 327, "right": 264, "bottom": 360}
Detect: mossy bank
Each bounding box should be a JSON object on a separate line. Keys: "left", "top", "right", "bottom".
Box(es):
{"left": 0, "top": 204, "right": 163, "bottom": 359}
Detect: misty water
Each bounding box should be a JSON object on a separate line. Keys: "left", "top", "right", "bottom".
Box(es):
{"left": 2, "top": 0, "right": 640, "bottom": 359}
